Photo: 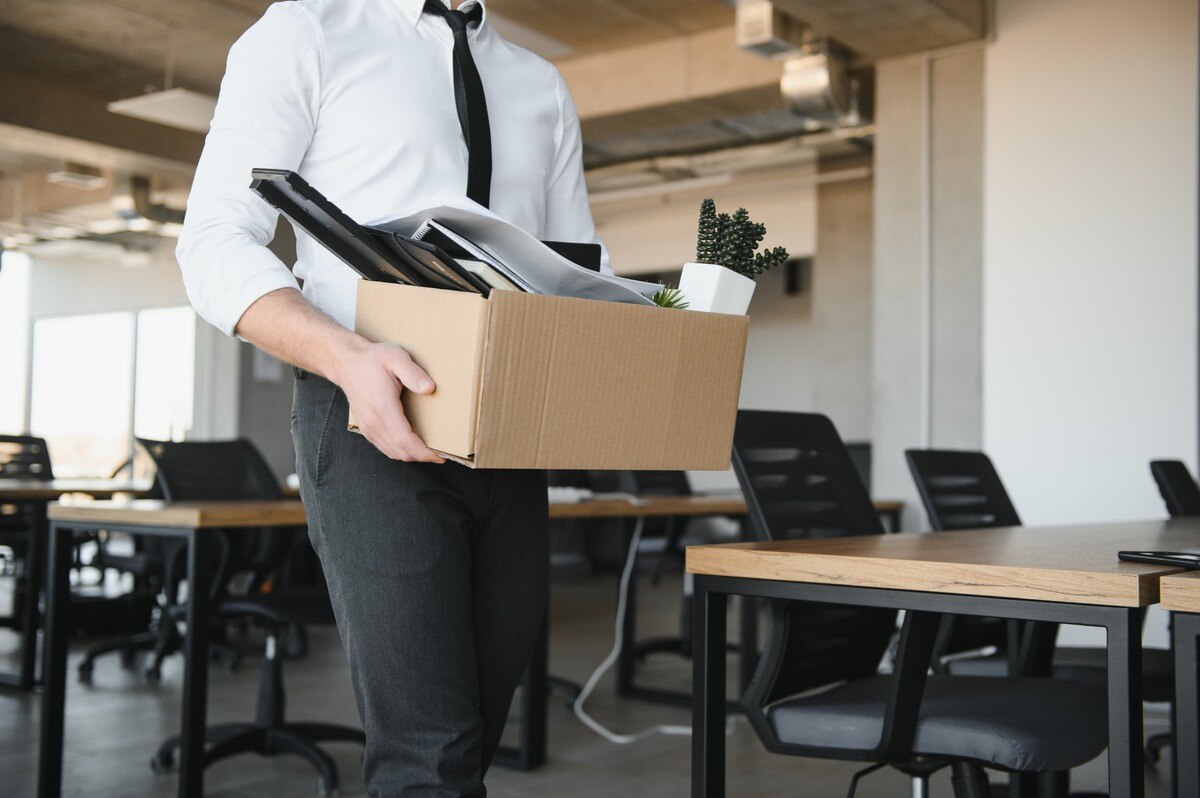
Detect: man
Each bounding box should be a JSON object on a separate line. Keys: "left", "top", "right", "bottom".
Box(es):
{"left": 176, "top": 0, "right": 604, "bottom": 794}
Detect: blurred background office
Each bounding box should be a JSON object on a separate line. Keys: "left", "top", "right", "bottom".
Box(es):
{"left": 0, "top": 0, "right": 1196, "bottom": 796}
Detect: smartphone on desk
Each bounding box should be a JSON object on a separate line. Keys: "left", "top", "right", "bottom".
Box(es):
{"left": 1118, "top": 550, "right": 1200, "bottom": 569}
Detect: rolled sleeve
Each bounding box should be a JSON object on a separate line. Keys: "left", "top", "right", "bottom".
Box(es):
{"left": 176, "top": 2, "right": 323, "bottom": 336}
{"left": 543, "top": 72, "right": 611, "bottom": 274}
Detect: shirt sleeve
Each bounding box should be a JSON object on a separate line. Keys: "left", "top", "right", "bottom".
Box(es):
{"left": 543, "top": 73, "right": 611, "bottom": 274}
{"left": 175, "top": 2, "right": 323, "bottom": 336}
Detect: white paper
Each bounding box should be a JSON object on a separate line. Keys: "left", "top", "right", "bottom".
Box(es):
{"left": 372, "top": 193, "right": 660, "bottom": 306}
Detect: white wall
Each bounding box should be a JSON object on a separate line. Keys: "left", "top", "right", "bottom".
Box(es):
{"left": 983, "top": 0, "right": 1198, "bottom": 525}
{"left": 984, "top": 0, "right": 1198, "bottom": 650}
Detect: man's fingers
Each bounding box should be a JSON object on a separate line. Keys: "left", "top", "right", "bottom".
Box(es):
{"left": 385, "top": 347, "right": 435, "bottom": 395}
{"left": 362, "top": 405, "right": 444, "bottom": 464}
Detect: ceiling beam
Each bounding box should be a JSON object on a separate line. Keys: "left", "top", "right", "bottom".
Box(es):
{"left": 559, "top": 26, "right": 787, "bottom": 140}
{"left": 771, "top": 0, "right": 985, "bottom": 59}
{"left": 0, "top": 69, "right": 202, "bottom": 180}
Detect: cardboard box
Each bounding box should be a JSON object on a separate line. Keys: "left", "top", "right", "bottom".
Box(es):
{"left": 352, "top": 282, "right": 749, "bottom": 470}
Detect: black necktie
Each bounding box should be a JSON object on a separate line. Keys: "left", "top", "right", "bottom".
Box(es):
{"left": 423, "top": 0, "right": 492, "bottom": 208}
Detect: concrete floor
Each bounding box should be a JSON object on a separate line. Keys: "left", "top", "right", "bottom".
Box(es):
{"left": 0, "top": 570, "right": 1176, "bottom": 797}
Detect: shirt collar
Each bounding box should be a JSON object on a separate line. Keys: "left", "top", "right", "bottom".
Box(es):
{"left": 392, "top": 0, "right": 488, "bottom": 30}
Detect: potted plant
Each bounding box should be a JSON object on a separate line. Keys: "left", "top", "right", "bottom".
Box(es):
{"left": 679, "top": 199, "right": 789, "bottom": 314}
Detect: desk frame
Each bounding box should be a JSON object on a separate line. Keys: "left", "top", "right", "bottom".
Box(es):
{"left": 691, "top": 575, "right": 1145, "bottom": 798}
{"left": 1173, "top": 612, "right": 1200, "bottom": 797}
{"left": 0, "top": 500, "right": 47, "bottom": 690}
{"left": 40, "top": 519, "right": 217, "bottom": 798}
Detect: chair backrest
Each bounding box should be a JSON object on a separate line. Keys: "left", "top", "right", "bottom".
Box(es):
{"left": 0, "top": 435, "right": 54, "bottom": 480}
{"left": 845, "top": 441, "right": 872, "bottom": 490}
{"left": 628, "top": 470, "right": 692, "bottom": 496}
{"left": 137, "top": 438, "right": 282, "bottom": 502}
{"left": 137, "top": 438, "right": 289, "bottom": 589}
{"left": 1150, "top": 460, "right": 1200, "bottom": 517}
{"left": 732, "top": 411, "right": 896, "bottom": 704}
{"left": 905, "top": 449, "right": 1021, "bottom": 531}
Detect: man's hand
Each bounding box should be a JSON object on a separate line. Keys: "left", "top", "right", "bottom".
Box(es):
{"left": 234, "top": 288, "right": 444, "bottom": 464}
{"left": 330, "top": 341, "right": 445, "bottom": 463}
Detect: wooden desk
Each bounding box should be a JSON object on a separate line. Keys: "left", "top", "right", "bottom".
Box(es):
{"left": 1159, "top": 571, "right": 1200, "bottom": 796}
{"left": 686, "top": 519, "right": 1198, "bottom": 798}
{"left": 36, "top": 494, "right": 754, "bottom": 795}
{"left": 0, "top": 479, "right": 145, "bottom": 691}
{"left": 39, "top": 499, "right": 308, "bottom": 798}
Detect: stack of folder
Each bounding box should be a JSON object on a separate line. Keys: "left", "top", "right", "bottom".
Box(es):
{"left": 250, "top": 169, "right": 655, "bottom": 304}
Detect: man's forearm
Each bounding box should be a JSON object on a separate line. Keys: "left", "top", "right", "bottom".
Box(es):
{"left": 235, "top": 287, "right": 443, "bottom": 463}
{"left": 234, "top": 287, "right": 365, "bottom": 383}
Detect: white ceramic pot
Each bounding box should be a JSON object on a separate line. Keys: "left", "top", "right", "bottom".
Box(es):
{"left": 678, "top": 261, "right": 756, "bottom": 315}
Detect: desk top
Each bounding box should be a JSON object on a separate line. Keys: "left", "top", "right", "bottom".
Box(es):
{"left": 46, "top": 493, "right": 899, "bottom": 528}
{"left": 550, "top": 494, "right": 746, "bottom": 519}
{"left": 0, "top": 479, "right": 147, "bottom": 501}
{"left": 48, "top": 499, "right": 308, "bottom": 529}
{"left": 47, "top": 494, "right": 741, "bottom": 527}
{"left": 686, "top": 519, "right": 1200, "bottom": 607}
{"left": 1159, "top": 571, "right": 1200, "bottom": 613}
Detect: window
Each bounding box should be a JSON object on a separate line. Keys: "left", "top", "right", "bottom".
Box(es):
{"left": 0, "top": 252, "right": 31, "bottom": 434}
{"left": 28, "top": 306, "right": 196, "bottom": 479}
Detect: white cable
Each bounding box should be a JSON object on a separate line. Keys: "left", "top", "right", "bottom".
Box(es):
{"left": 571, "top": 516, "right": 736, "bottom": 744}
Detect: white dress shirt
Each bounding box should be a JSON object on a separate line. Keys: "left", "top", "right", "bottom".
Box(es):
{"left": 178, "top": 0, "right": 605, "bottom": 336}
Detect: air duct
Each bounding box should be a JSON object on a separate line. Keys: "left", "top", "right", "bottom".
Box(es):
{"left": 735, "top": 0, "right": 813, "bottom": 58}
{"left": 112, "top": 174, "right": 185, "bottom": 226}
{"left": 780, "top": 46, "right": 853, "bottom": 121}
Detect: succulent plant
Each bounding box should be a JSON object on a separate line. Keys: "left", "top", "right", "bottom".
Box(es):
{"left": 651, "top": 284, "right": 690, "bottom": 309}
{"left": 694, "top": 199, "right": 788, "bottom": 280}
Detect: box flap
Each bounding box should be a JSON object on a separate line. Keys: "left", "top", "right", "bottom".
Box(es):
{"left": 353, "top": 282, "right": 488, "bottom": 460}
{"left": 473, "top": 292, "right": 748, "bottom": 470}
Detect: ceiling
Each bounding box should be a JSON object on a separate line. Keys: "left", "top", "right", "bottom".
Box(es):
{"left": 0, "top": 0, "right": 983, "bottom": 244}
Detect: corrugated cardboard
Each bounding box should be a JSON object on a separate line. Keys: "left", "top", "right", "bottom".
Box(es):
{"left": 353, "top": 282, "right": 749, "bottom": 470}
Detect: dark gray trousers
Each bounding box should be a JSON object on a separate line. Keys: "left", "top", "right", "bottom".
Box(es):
{"left": 292, "top": 372, "right": 548, "bottom": 797}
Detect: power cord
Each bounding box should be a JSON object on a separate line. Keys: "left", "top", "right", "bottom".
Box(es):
{"left": 571, "top": 516, "right": 737, "bottom": 744}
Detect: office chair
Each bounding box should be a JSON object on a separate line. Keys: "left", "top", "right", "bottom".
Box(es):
{"left": 1150, "top": 459, "right": 1200, "bottom": 517}
{"left": 735, "top": 412, "right": 1107, "bottom": 798}
{"left": 139, "top": 438, "right": 364, "bottom": 796}
{"left": 905, "top": 450, "right": 1021, "bottom": 669}
{"left": 0, "top": 435, "right": 53, "bottom": 634}
{"left": 907, "top": 449, "right": 1175, "bottom": 764}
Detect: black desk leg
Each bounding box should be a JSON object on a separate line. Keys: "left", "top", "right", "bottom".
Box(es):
{"left": 178, "top": 529, "right": 215, "bottom": 798}
{"left": 738, "top": 596, "right": 757, "bottom": 694}
{"left": 692, "top": 580, "right": 726, "bottom": 798}
{"left": 1107, "top": 606, "right": 1145, "bottom": 798}
{"left": 616, "top": 525, "right": 638, "bottom": 697}
{"left": 1173, "top": 613, "right": 1200, "bottom": 798}
{"left": 493, "top": 611, "right": 548, "bottom": 770}
{"left": 9, "top": 500, "right": 47, "bottom": 690}
{"left": 36, "top": 520, "right": 73, "bottom": 798}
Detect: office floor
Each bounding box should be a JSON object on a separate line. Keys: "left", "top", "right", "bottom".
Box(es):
{"left": 0, "top": 570, "right": 1176, "bottom": 798}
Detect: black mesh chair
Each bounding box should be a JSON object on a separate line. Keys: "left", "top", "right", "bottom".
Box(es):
{"left": 0, "top": 435, "right": 53, "bottom": 634}
{"left": 908, "top": 449, "right": 1174, "bottom": 764}
{"left": 139, "top": 439, "right": 363, "bottom": 795}
{"left": 735, "top": 413, "right": 1107, "bottom": 797}
{"left": 1150, "top": 459, "right": 1200, "bottom": 517}
{"left": 905, "top": 450, "right": 1021, "bottom": 669}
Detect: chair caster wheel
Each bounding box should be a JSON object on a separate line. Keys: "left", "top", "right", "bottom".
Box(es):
{"left": 119, "top": 649, "right": 137, "bottom": 669}
{"left": 150, "top": 751, "right": 175, "bottom": 775}
{"left": 77, "top": 662, "right": 94, "bottom": 684}
{"left": 144, "top": 666, "right": 162, "bottom": 685}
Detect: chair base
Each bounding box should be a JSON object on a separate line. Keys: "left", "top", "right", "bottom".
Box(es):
{"left": 151, "top": 721, "right": 365, "bottom": 796}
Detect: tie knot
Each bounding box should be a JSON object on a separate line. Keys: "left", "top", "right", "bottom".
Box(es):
{"left": 423, "top": 1, "right": 481, "bottom": 33}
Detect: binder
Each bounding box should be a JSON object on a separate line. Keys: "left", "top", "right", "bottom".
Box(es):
{"left": 248, "top": 169, "right": 603, "bottom": 296}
